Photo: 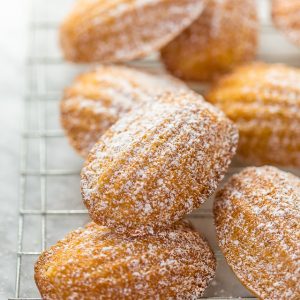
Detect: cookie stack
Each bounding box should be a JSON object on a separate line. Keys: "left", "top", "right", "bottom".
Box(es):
{"left": 35, "top": 1, "right": 300, "bottom": 299}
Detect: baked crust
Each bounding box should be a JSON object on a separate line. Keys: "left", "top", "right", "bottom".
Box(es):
{"left": 35, "top": 221, "right": 216, "bottom": 300}
{"left": 207, "top": 62, "right": 300, "bottom": 167}
{"left": 60, "top": 65, "right": 187, "bottom": 157}
{"left": 214, "top": 166, "right": 300, "bottom": 300}
{"left": 60, "top": 0, "right": 204, "bottom": 63}
{"left": 161, "top": 0, "right": 258, "bottom": 82}
{"left": 272, "top": 0, "right": 300, "bottom": 47}
{"left": 81, "top": 91, "right": 238, "bottom": 236}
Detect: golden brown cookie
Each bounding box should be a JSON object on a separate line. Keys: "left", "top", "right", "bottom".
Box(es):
{"left": 60, "top": 0, "right": 205, "bottom": 63}
{"left": 206, "top": 62, "right": 300, "bottom": 167}
{"left": 272, "top": 0, "right": 300, "bottom": 47}
{"left": 61, "top": 65, "right": 188, "bottom": 157}
{"left": 35, "top": 221, "right": 216, "bottom": 300}
{"left": 214, "top": 166, "right": 300, "bottom": 300}
{"left": 81, "top": 91, "right": 238, "bottom": 236}
{"left": 161, "top": 0, "right": 258, "bottom": 82}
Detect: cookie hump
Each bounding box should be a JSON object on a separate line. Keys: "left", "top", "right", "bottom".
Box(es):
{"left": 81, "top": 91, "right": 238, "bottom": 235}
{"left": 61, "top": 65, "right": 187, "bottom": 156}
{"left": 207, "top": 62, "right": 300, "bottom": 167}
{"left": 214, "top": 166, "right": 300, "bottom": 300}
{"left": 161, "top": 0, "right": 258, "bottom": 81}
{"left": 60, "top": 0, "right": 205, "bottom": 63}
{"left": 35, "top": 221, "right": 216, "bottom": 300}
{"left": 272, "top": 0, "right": 300, "bottom": 47}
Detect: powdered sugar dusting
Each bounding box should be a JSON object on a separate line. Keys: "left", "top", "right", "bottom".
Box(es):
{"left": 60, "top": 0, "right": 205, "bottom": 62}
{"left": 81, "top": 91, "right": 238, "bottom": 236}
{"left": 35, "top": 221, "right": 216, "bottom": 299}
{"left": 272, "top": 0, "right": 300, "bottom": 47}
{"left": 61, "top": 65, "right": 188, "bottom": 157}
{"left": 161, "top": 0, "right": 258, "bottom": 81}
{"left": 207, "top": 62, "right": 300, "bottom": 167}
{"left": 214, "top": 166, "right": 300, "bottom": 300}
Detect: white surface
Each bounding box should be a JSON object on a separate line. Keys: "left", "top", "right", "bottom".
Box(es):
{"left": 0, "top": 0, "right": 300, "bottom": 299}
{"left": 0, "top": 1, "right": 28, "bottom": 299}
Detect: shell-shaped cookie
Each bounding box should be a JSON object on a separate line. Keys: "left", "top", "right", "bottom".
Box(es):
{"left": 160, "top": 0, "right": 258, "bottom": 82}
{"left": 81, "top": 91, "right": 238, "bottom": 236}
{"left": 272, "top": 0, "right": 300, "bottom": 47}
{"left": 61, "top": 65, "right": 187, "bottom": 157}
{"left": 60, "top": 0, "right": 204, "bottom": 63}
{"left": 35, "top": 221, "right": 216, "bottom": 300}
{"left": 207, "top": 62, "right": 300, "bottom": 167}
{"left": 214, "top": 166, "right": 300, "bottom": 300}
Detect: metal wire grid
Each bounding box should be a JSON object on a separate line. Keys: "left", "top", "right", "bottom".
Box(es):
{"left": 9, "top": 1, "right": 300, "bottom": 299}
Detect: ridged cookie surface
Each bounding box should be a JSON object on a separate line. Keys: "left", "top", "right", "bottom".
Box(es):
{"left": 207, "top": 62, "right": 300, "bottom": 167}
{"left": 35, "top": 221, "right": 216, "bottom": 300}
{"left": 272, "top": 0, "right": 300, "bottom": 47}
{"left": 61, "top": 65, "right": 187, "bottom": 157}
{"left": 60, "top": 0, "right": 204, "bottom": 63}
{"left": 81, "top": 91, "right": 238, "bottom": 235}
{"left": 161, "top": 0, "right": 258, "bottom": 82}
{"left": 214, "top": 166, "right": 300, "bottom": 300}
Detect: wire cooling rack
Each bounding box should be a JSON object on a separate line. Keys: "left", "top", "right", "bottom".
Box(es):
{"left": 9, "top": 0, "right": 300, "bottom": 299}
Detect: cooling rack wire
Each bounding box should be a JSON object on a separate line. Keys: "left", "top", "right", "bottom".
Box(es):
{"left": 9, "top": 0, "right": 300, "bottom": 299}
